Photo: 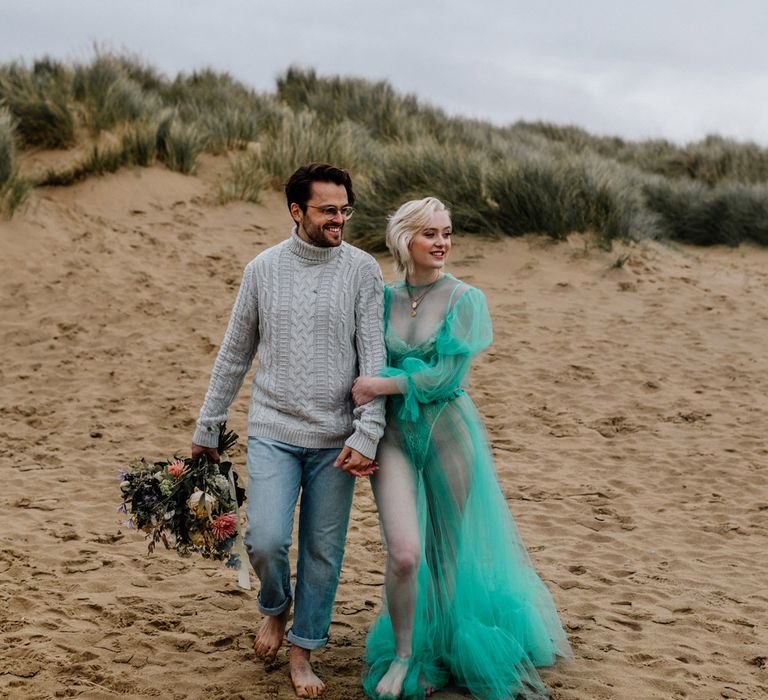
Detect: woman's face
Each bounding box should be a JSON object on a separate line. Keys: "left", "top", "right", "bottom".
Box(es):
{"left": 409, "top": 210, "right": 452, "bottom": 274}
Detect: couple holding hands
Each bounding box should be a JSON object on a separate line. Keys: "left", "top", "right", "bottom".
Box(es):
{"left": 191, "top": 163, "right": 571, "bottom": 699}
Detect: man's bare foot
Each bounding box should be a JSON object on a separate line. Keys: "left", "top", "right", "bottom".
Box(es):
{"left": 375, "top": 655, "right": 410, "bottom": 699}
{"left": 289, "top": 645, "right": 326, "bottom": 698}
{"left": 253, "top": 606, "right": 290, "bottom": 661}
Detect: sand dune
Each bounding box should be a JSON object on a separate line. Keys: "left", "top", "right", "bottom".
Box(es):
{"left": 1, "top": 159, "right": 766, "bottom": 699}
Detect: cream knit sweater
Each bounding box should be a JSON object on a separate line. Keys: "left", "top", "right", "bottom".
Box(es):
{"left": 193, "top": 227, "right": 386, "bottom": 458}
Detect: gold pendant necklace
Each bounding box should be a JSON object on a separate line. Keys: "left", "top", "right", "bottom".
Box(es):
{"left": 406, "top": 274, "right": 442, "bottom": 317}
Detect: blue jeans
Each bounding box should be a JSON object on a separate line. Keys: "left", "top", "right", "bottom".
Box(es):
{"left": 244, "top": 437, "right": 356, "bottom": 649}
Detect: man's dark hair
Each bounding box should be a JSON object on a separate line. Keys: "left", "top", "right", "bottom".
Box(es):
{"left": 285, "top": 162, "right": 355, "bottom": 212}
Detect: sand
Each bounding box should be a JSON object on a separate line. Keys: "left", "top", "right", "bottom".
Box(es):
{"left": 1, "top": 158, "right": 766, "bottom": 699}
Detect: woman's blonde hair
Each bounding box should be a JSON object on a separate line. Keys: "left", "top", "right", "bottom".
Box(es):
{"left": 385, "top": 197, "right": 451, "bottom": 275}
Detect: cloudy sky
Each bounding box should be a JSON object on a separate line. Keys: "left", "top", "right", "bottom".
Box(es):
{"left": 2, "top": 0, "right": 767, "bottom": 145}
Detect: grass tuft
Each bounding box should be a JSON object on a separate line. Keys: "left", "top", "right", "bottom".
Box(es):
{"left": 258, "top": 108, "right": 379, "bottom": 185}
{"left": 38, "top": 143, "right": 128, "bottom": 187}
{"left": 644, "top": 179, "right": 768, "bottom": 246}
{"left": 0, "top": 108, "right": 31, "bottom": 217}
{"left": 0, "top": 108, "right": 15, "bottom": 187}
{"left": 0, "top": 62, "right": 75, "bottom": 148}
{"left": 73, "top": 55, "right": 160, "bottom": 134}
{"left": 156, "top": 112, "right": 205, "bottom": 174}
{"left": 121, "top": 119, "right": 157, "bottom": 167}
{"left": 217, "top": 150, "right": 271, "bottom": 204}
{"left": 349, "top": 142, "right": 494, "bottom": 251}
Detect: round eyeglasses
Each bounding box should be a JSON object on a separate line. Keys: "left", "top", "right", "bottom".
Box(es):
{"left": 306, "top": 205, "right": 355, "bottom": 219}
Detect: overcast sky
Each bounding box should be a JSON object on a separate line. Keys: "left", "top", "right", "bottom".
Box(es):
{"left": 3, "top": 1, "right": 768, "bottom": 145}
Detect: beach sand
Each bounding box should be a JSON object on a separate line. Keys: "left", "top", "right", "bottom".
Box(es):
{"left": 1, "top": 160, "right": 766, "bottom": 699}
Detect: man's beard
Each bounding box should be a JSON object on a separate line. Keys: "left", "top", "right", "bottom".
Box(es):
{"left": 302, "top": 220, "right": 343, "bottom": 248}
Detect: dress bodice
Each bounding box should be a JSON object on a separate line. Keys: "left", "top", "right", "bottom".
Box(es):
{"left": 382, "top": 274, "right": 493, "bottom": 423}
{"left": 385, "top": 273, "right": 463, "bottom": 364}
{"left": 385, "top": 320, "right": 444, "bottom": 362}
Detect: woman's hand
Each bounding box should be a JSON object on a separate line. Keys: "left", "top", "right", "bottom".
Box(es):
{"left": 352, "top": 376, "right": 380, "bottom": 407}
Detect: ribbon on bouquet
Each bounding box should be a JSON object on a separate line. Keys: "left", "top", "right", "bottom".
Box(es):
{"left": 226, "top": 469, "right": 251, "bottom": 590}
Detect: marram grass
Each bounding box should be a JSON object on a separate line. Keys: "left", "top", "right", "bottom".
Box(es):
{"left": 2, "top": 55, "right": 768, "bottom": 249}
{"left": 0, "top": 108, "right": 31, "bottom": 217}
{"left": 217, "top": 151, "right": 271, "bottom": 204}
{"left": 156, "top": 114, "right": 205, "bottom": 174}
{"left": 0, "top": 63, "right": 75, "bottom": 148}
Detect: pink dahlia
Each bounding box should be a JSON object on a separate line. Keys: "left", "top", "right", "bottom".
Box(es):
{"left": 168, "top": 460, "right": 187, "bottom": 479}
{"left": 211, "top": 513, "right": 238, "bottom": 540}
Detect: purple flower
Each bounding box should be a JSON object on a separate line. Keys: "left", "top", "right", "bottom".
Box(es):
{"left": 122, "top": 519, "right": 134, "bottom": 530}
{"left": 117, "top": 468, "right": 129, "bottom": 481}
{"left": 117, "top": 503, "right": 127, "bottom": 514}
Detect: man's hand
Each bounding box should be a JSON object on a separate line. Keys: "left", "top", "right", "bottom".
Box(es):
{"left": 333, "top": 446, "right": 378, "bottom": 477}
{"left": 191, "top": 443, "right": 221, "bottom": 463}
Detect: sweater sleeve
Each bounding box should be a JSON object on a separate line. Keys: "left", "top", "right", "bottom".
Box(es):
{"left": 193, "top": 260, "right": 260, "bottom": 447}
{"left": 344, "top": 258, "right": 386, "bottom": 459}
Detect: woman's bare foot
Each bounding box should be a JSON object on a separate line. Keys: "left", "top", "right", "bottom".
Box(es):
{"left": 253, "top": 606, "right": 291, "bottom": 661}
{"left": 289, "top": 645, "right": 326, "bottom": 698}
{"left": 375, "top": 655, "right": 410, "bottom": 699}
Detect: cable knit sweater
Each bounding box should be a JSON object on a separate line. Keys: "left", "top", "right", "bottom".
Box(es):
{"left": 193, "top": 227, "right": 386, "bottom": 459}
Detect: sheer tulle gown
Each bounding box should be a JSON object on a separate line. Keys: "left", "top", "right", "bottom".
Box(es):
{"left": 364, "top": 274, "right": 572, "bottom": 699}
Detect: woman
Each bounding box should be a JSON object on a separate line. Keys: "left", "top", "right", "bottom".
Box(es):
{"left": 352, "top": 197, "right": 572, "bottom": 699}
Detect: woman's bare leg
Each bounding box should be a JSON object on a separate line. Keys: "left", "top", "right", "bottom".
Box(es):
{"left": 370, "top": 439, "right": 421, "bottom": 697}
{"left": 420, "top": 407, "right": 473, "bottom": 610}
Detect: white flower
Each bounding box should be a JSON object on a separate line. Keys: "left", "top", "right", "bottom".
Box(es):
{"left": 213, "top": 474, "right": 230, "bottom": 495}
{"left": 188, "top": 489, "right": 217, "bottom": 515}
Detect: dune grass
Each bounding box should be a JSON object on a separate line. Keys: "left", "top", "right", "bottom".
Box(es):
{"left": 165, "top": 69, "right": 278, "bottom": 153}
{"left": 0, "top": 61, "right": 75, "bottom": 148}
{"left": 121, "top": 118, "right": 158, "bottom": 167}
{"left": 38, "top": 143, "right": 131, "bottom": 187}
{"left": 73, "top": 56, "right": 160, "bottom": 135}
{"left": 217, "top": 150, "right": 271, "bottom": 205}
{"left": 487, "top": 155, "right": 661, "bottom": 246}
{"left": 155, "top": 112, "right": 205, "bottom": 174}
{"left": 645, "top": 179, "right": 768, "bottom": 246}
{"left": 0, "top": 109, "right": 14, "bottom": 187}
{"left": 2, "top": 55, "right": 768, "bottom": 249}
{"left": 350, "top": 142, "right": 494, "bottom": 251}
{"left": 257, "top": 108, "right": 381, "bottom": 186}
{"left": 0, "top": 108, "right": 31, "bottom": 217}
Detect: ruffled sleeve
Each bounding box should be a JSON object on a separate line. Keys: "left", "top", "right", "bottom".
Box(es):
{"left": 384, "top": 286, "right": 493, "bottom": 421}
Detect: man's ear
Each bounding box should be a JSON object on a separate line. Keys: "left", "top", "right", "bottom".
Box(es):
{"left": 289, "top": 202, "right": 302, "bottom": 225}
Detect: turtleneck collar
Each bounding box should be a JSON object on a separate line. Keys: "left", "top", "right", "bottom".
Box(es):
{"left": 288, "top": 225, "right": 342, "bottom": 262}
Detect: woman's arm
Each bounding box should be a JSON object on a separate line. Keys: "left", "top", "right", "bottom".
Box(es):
{"left": 353, "top": 286, "right": 492, "bottom": 412}
{"left": 352, "top": 376, "right": 400, "bottom": 407}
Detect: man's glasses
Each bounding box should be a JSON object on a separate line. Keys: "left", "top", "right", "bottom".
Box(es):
{"left": 306, "top": 205, "right": 355, "bottom": 219}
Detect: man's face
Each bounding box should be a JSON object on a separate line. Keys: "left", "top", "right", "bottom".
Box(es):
{"left": 292, "top": 181, "right": 349, "bottom": 248}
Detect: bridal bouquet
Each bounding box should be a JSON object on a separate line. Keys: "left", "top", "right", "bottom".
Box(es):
{"left": 119, "top": 426, "right": 249, "bottom": 584}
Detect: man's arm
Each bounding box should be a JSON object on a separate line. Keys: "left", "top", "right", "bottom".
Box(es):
{"left": 192, "top": 260, "right": 260, "bottom": 448}
{"left": 340, "top": 257, "right": 386, "bottom": 467}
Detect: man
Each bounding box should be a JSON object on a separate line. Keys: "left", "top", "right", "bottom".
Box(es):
{"left": 192, "top": 163, "right": 385, "bottom": 698}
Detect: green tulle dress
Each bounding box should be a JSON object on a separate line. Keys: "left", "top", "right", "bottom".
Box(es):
{"left": 364, "top": 274, "right": 572, "bottom": 700}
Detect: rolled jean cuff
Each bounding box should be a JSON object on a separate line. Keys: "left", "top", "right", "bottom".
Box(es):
{"left": 287, "top": 628, "right": 329, "bottom": 650}
{"left": 257, "top": 593, "right": 292, "bottom": 617}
